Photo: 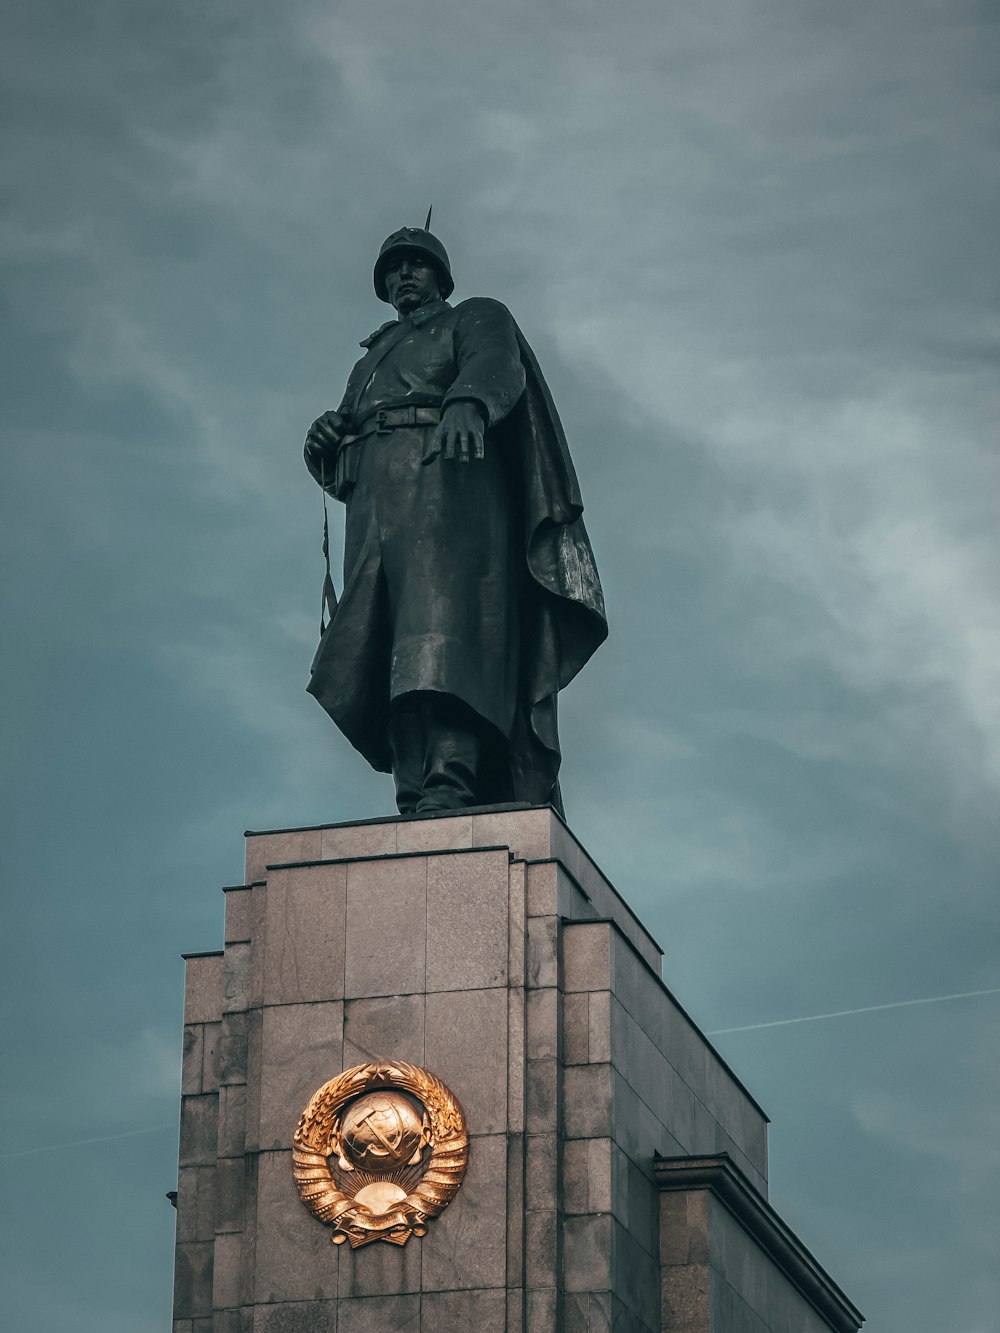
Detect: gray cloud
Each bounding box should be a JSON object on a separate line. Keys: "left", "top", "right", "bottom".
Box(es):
{"left": 2, "top": 1, "right": 997, "bottom": 1329}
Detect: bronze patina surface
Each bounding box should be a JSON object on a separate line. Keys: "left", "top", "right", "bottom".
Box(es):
{"left": 303, "top": 223, "right": 607, "bottom": 816}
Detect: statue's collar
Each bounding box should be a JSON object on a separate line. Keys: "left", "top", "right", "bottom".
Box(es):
{"left": 361, "top": 299, "right": 451, "bottom": 347}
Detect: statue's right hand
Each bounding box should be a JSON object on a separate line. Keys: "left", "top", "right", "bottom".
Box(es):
{"left": 305, "top": 410, "right": 346, "bottom": 458}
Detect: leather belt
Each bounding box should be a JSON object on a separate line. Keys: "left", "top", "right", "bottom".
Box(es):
{"left": 352, "top": 405, "right": 442, "bottom": 440}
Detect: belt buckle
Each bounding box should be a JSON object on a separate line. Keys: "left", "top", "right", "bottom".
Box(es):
{"left": 375, "top": 409, "right": 392, "bottom": 436}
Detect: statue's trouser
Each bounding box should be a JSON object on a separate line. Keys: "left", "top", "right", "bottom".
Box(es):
{"left": 387, "top": 692, "right": 482, "bottom": 814}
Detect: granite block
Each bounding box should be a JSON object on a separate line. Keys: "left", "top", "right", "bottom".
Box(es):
{"left": 212, "top": 1231, "right": 242, "bottom": 1310}
{"left": 564, "top": 1137, "right": 612, "bottom": 1216}
{"left": 421, "top": 1133, "right": 507, "bottom": 1290}
{"left": 252, "top": 1304, "right": 337, "bottom": 1333}
{"left": 614, "top": 1218, "right": 661, "bottom": 1327}
{"left": 395, "top": 811, "right": 473, "bottom": 852}
{"left": 610, "top": 932, "right": 653, "bottom": 1031}
{"left": 173, "top": 1240, "right": 214, "bottom": 1319}
{"left": 525, "top": 860, "right": 559, "bottom": 916}
{"left": 248, "top": 885, "right": 267, "bottom": 1009}
{"left": 612, "top": 1142, "right": 630, "bottom": 1224}
{"left": 613, "top": 1070, "right": 682, "bottom": 1166}
{"left": 182, "top": 1025, "right": 204, "bottom": 1095}
{"left": 425, "top": 987, "right": 507, "bottom": 1134}
{"left": 506, "top": 1287, "right": 523, "bottom": 1333}
{"left": 610, "top": 1293, "right": 658, "bottom": 1333}
{"left": 252, "top": 1150, "right": 339, "bottom": 1303}
{"left": 526, "top": 915, "right": 558, "bottom": 987}
{"left": 701, "top": 1053, "right": 768, "bottom": 1182}
{"left": 563, "top": 921, "right": 612, "bottom": 993}
{"left": 589, "top": 991, "right": 612, "bottom": 1064}
{"left": 471, "top": 806, "right": 553, "bottom": 860}
{"left": 524, "top": 1209, "right": 558, "bottom": 1290}
{"left": 224, "top": 887, "right": 252, "bottom": 943}
{"left": 258, "top": 1001, "right": 343, "bottom": 1150}
{"left": 686, "top": 1191, "right": 711, "bottom": 1265}
{"left": 563, "top": 1213, "right": 612, "bottom": 1292}
{"left": 669, "top": 1005, "right": 707, "bottom": 1094}
{"left": 320, "top": 820, "right": 396, "bottom": 861}
{"left": 176, "top": 1166, "right": 216, "bottom": 1243}
{"left": 336, "top": 1294, "right": 420, "bottom": 1332}
{"left": 691, "top": 1094, "right": 720, "bottom": 1159}
{"left": 337, "top": 1227, "right": 421, "bottom": 1298}
{"left": 744, "top": 1108, "right": 769, "bottom": 1183}
{"left": 223, "top": 942, "right": 252, "bottom": 1013}
{"left": 706, "top": 1195, "right": 770, "bottom": 1316}
{"left": 563, "top": 1291, "right": 613, "bottom": 1333}
{"left": 218, "top": 1085, "right": 247, "bottom": 1158}
{"left": 508, "top": 988, "right": 525, "bottom": 1132}
{"left": 238, "top": 1156, "right": 259, "bottom": 1305}
{"left": 179, "top": 1094, "right": 219, "bottom": 1167}
{"left": 563, "top": 992, "right": 589, "bottom": 1065}
{"left": 193, "top": 1024, "right": 217, "bottom": 1096}
{"left": 343, "top": 992, "right": 425, "bottom": 1067}
{"left": 526, "top": 985, "right": 559, "bottom": 1060}
{"left": 562, "top": 1138, "right": 588, "bottom": 1215}
{"left": 262, "top": 864, "right": 347, "bottom": 1005}
{"left": 214, "top": 1012, "right": 249, "bottom": 1087}
{"left": 563, "top": 1064, "right": 612, "bottom": 1139}
{"left": 506, "top": 1133, "right": 525, "bottom": 1287}
{"left": 626, "top": 1157, "right": 659, "bottom": 1259}
{"left": 709, "top": 1276, "right": 773, "bottom": 1333}
{"left": 659, "top": 1191, "right": 690, "bottom": 1266}
{"left": 507, "top": 859, "right": 526, "bottom": 987}
{"left": 185, "top": 954, "right": 223, "bottom": 1025}
{"left": 244, "top": 1008, "right": 262, "bottom": 1150}
{"left": 345, "top": 856, "right": 426, "bottom": 998}
{"left": 245, "top": 829, "right": 322, "bottom": 883}
{"left": 659, "top": 1190, "right": 710, "bottom": 1268}
{"left": 173, "top": 1321, "right": 193, "bottom": 1333}
{"left": 525, "top": 1057, "right": 558, "bottom": 1134}
{"left": 713, "top": 1123, "right": 767, "bottom": 1199}
{"left": 426, "top": 850, "right": 508, "bottom": 991}
{"left": 215, "top": 1156, "right": 246, "bottom": 1233}
{"left": 525, "top": 1288, "right": 558, "bottom": 1333}
{"left": 421, "top": 1289, "right": 507, "bottom": 1332}
{"left": 525, "top": 1132, "right": 558, "bottom": 1211}
{"left": 622, "top": 1014, "right": 692, "bottom": 1146}
{"left": 661, "top": 1263, "right": 710, "bottom": 1333}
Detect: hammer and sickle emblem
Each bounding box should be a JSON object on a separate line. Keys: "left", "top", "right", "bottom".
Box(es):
{"left": 356, "top": 1099, "right": 403, "bottom": 1155}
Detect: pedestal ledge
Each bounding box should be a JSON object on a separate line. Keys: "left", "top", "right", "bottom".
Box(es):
{"left": 655, "top": 1153, "right": 865, "bottom": 1333}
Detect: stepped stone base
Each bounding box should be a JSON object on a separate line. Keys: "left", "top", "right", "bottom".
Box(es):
{"left": 171, "top": 805, "right": 862, "bottom": 1333}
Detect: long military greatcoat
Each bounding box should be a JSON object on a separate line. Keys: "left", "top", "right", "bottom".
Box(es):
{"left": 306, "top": 296, "right": 607, "bottom": 810}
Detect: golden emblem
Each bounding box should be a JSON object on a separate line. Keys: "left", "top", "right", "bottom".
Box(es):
{"left": 292, "top": 1061, "right": 469, "bottom": 1248}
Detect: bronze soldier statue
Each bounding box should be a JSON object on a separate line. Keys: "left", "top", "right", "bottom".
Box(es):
{"left": 304, "top": 222, "right": 607, "bottom": 815}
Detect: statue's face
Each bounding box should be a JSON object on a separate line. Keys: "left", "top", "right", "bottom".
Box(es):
{"left": 384, "top": 251, "right": 441, "bottom": 314}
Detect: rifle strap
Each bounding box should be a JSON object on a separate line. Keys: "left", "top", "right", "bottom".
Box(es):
{"left": 319, "top": 459, "right": 338, "bottom": 636}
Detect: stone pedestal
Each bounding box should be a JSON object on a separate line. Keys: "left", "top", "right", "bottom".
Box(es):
{"left": 171, "top": 806, "right": 863, "bottom": 1333}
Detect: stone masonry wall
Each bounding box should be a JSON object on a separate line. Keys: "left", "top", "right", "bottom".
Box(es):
{"left": 171, "top": 808, "right": 770, "bottom": 1333}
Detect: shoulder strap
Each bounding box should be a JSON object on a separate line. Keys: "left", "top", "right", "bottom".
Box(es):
{"left": 319, "top": 458, "right": 338, "bottom": 635}
{"left": 348, "top": 321, "right": 413, "bottom": 421}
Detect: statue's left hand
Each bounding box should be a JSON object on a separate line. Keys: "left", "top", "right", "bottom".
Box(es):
{"left": 423, "top": 401, "right": 486, "bottom": 465}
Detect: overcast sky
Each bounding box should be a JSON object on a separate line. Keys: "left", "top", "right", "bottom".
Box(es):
{"left": 2, "top": 1, "right": 998, "bottom": 1329}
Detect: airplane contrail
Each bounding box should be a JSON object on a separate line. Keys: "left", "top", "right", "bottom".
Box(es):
{"left": 708, "top": 986, "right": 1000, "bottom": 1035}
{"left": 0, "top": 1122, "right": 176, "bottom": 1162}
{"left": 4, "top": 990, "right": 998, "bottom": 1159}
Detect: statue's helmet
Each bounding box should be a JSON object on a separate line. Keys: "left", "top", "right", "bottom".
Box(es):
{"left": 373, "top": 226, "right": 454, "bottom": 302}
